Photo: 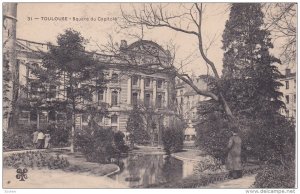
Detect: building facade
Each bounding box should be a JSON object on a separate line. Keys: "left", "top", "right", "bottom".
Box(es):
{"left": 14, "top": 38, "right": 176, "bottom": 145}
{"left": 279, "top": 68, "right": 296, "bottom": 119}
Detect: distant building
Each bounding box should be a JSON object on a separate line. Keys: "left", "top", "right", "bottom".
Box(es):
{"left": 278, "top": 68, "right": 296, "bottom": 119}
{"left": 175, "top": 75, "right": 211, "bottom": 144}
{"left": 175, "top": 75, "right": 210, "bottom": 124}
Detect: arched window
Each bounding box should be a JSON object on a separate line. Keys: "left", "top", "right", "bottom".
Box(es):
{"left": 145, "top": 93, "right": 151, "bottom": 107}
{"left": 111, "top": 91, "right": 118, "bottom": 106}
{"left": 112, "top": 73, "right": 118, "bottom": 83}
{"left": 132, "top": 92, "right": 138, "bottom": 105}
{"left": 157, "top": 94, "right": 162, "bottom": 108}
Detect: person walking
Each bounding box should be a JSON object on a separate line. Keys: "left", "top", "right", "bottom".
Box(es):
{"left": 226, "top": 128, "right": 242, "bottom": 179}
{"left": 32, "top": 130, "right": 39, "bottom": 147}
{"left": 36, "top": 130, "right": 45, "bottom": 149}
{"left": 44, "top": 130, "right": 51, "bottom": 149}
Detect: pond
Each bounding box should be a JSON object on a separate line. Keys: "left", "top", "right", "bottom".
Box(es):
{"left": 109, "top": 152, "right": 198, "bottom": 188}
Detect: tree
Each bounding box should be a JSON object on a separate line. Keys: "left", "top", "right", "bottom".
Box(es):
{"left": 197, "top": 4, "right": 294, "bottom": 165}
{"left": 126, "top": 104, "right": 150, "bottom": 146}
{"left": 119, "top": 3, "right": 235, "bottom": 120}
{"left": 263, "top": 3, "right": 296, "bottom": 65}
{"left": 32, "top": 29, "right": 107, "bottom": 152}
{"left": 221, "top": 3, "right": 284, "bottom": 118}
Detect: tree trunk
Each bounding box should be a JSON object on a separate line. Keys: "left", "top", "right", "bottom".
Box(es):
{"left": 70, "top": 113, "right": 75, "bottom": 153}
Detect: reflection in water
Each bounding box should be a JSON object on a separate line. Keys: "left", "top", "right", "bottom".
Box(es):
{"left": 110, "top": 153, "right": 186, "bottom": 188}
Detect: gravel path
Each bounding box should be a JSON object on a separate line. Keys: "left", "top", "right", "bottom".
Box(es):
{"left": 205, "top": 174, "right": 256, "bottom": 188}
{"left": 3, "top": 168, "right": 128, "bottom": 188}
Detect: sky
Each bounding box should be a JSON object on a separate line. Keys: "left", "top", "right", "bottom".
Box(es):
{"left": 16, "top": 3, "right": 288, "bottom": 76}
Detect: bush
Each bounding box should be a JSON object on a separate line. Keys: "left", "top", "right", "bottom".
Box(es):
{"left": 3, "top": 151, "right": 70, "bottom": 170}
{"left": 243, "top": 114, "right": 295, "bottom": 163}
{"left": 162, "top": 127, "right": 184, "bottom": 154}
{"left": 114, "top": 131, "right": 129, "bottom": 154}
{"left": 3, "top": 131, "right": 33, "bottom": 150}
{"left": 195, "top": 112, "right": 231, "bottom": 163}
{"left": 196, "top": 110, "right": 295, "bottom": 165}
{"left": 75, "top": 126, "right": 117, "bottom": 163}
{"left": 49, "top": 124, "right": 69, "bottom": 147}
{"left": 254, "top": 162, "right": 295, "bottom": 188}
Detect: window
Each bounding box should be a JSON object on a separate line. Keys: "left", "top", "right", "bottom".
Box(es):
{"left": 111, "top": 91, "right": 118, "bottom": 106}
{"left": 294, "top": 94, "right": 296, "bottom": 103}
{"left": 48, "top": 110, "right": 56, "bottom": 121}
{"left": 157, "top": 80, "right": 163, "bottom": 89}
{"left": 66, "top": 87, "right": 72, "bottom": 99}
{"left": 48, "top": 85, "right": 56, "bottom": 98}
{"left": 145, "top": 93, "right": 151, "bottom": 107}
{"left": 157, "top": 94, "right": 162, "bottom": 108}
{"left": 145, "top": 78, "right": 151, "bottom": 87}
{"left": 31, "top": 82, "right": 39, "bottom": 96}
{"left": 30, "top": 110, "right": 37, "bottom": 122}
{"left": 286, "top": 109, "right": 290, "bottom": 117}
{"left": 111, "top": 115, "right": 118, "bottom": 124}
{"left": 132, "top": 92, "right": 138, "bottom": 105}
{"left": 286, "top": 95, "right": 290, "bottom": 104}
{"left": 82, "top": 114, "right": 89, "bottom": 123}
{"left": 98, "top": 90, "right": 104, "bottom": 103}
{"left": 112, "top": 73, "right": 118, "bottom": 83}
{"left": 132, "top": 76, "right": 138, "bottom": 86}
{"left": 286, "top": 81, "right": 289, "bottom": 89}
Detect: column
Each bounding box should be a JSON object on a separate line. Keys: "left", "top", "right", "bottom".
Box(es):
{"left": 165, "top": 81, "right": 169, "bottom": 107}
{"left": 127, "top": 77, "right": 131, "bottom": 105}
{"left": 104, "top": 89, "right": 107, "bottom": 103}
{"left": 107, "top": 88, "right": 111, "bottom": 105}
{"left": 140, "top": 78, "right": 144, "bottom": 102}
{"left": 153, "top": 80, "right": 157, "bottom": 106}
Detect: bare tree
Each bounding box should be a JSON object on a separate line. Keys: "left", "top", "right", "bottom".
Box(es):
{"left": 263, "top": 3, "right": 296, "bottom": 65}
{"left": 118, "top": 3, "right": 234, "bottom": 119}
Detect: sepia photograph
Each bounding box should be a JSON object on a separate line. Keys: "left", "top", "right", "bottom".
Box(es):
{"left": 2, "top": 2, "right": 297, "bottom": 190}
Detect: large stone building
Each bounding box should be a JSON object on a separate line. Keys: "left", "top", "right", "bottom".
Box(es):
{"left": 278, "top": 68, "right": 296, "bottom": 119}
{"left": 13, "top": 38, "right": 177, "bottom": 144}
{"left": 3, "top": 3, "right": 177, "bottom": 145}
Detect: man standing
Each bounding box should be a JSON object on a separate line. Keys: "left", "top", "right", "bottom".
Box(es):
{"left": 226, "top": 128, "right": 242, "bottom": 179}
{"left": 36, "top": 130, "right": 45, "bottom": 149}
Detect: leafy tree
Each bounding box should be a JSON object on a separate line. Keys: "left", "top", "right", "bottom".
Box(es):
{"left": 30, "top": 29, "right": 107, "bottom": 152}
{"left": 162, "top": 127, "right": 184, "bottom": 155}
{"left": 126, "top": 104, "right": 150, "bottom": 146}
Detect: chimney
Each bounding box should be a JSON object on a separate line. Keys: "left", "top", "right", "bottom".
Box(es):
{"left": 120, "top": 40, "right": 127, "bottom": 50}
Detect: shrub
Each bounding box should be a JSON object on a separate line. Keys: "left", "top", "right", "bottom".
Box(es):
{"left": 49, "top": 124, "right": 69, "bottom": 147}
{"left": 195, "top": 112, "right": 232, "bottom": 163}
{"left": 3, "top": 151, "right": 70, "bottom": 170}
{"left": 243, "top": 114, "right": 295, "bottom": 163}
{"left": 254, "top": 162, "right": 295, "bottom": 188}
{"left": 196, "top": 110, "right": 295, "bottom": 165}
{"left": 114, "top": 131, "right": 129, "bottom": 154}
{"left": 3, "top": 131, "right": 33, "bottom": 151}
{"left": 75, "top": 126, "right": 117, "bottom": 163}
{"left": 162, "top": 127, "right": 184, "bottom": 154}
